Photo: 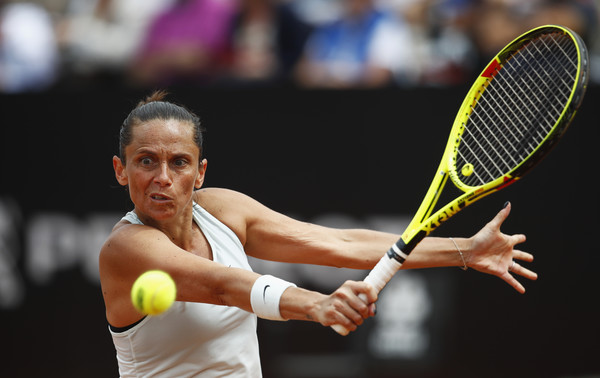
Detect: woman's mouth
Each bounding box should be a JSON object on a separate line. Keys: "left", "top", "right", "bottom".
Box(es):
{"left": 150, "top": 193, "right": 171, "bottom": 201}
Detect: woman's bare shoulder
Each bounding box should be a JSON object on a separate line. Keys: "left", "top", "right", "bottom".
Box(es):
{"left": 194, "top": 187, "right": 247, "bottom": 202}
{"left": 193, "top": 187, "right": 267, "bottom": 245}
{"left": 193, "top": 187, "right": 260, "bottom": 214}
{"left": 100, "top": 220, "right": 167, "bottom": 265}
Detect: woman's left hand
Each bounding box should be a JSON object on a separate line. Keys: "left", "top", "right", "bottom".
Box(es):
{"left": 465, "top": 202, "right": 538, "bottom": 293}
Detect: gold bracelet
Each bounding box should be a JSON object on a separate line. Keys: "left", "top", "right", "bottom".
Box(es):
{"left": 449, "top": 238, "right": 468, "bottom": 271}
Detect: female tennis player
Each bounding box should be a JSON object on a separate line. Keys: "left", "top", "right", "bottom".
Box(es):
{"left": 99, "top": 91, "right": 537, "bottom": 377}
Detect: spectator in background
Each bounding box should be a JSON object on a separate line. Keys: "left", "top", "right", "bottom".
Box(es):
{"left": 469, "top": 0, "right": 597, "bottom": 67}
{"left": 222, "top": 0, "right": 312, "bottom": 85}
{"left": 128, "top": 0, "right": 236, "bottom": 87}
{"left": 0, "top": 1, "right": 59, "bottom": 93}
{"left": 377, "top": 0, "right": 597, "bottom": 86}
{"left": 56, "top": 0, "right": 173, "bottom": 85}
{"left": 293, "top": 0, "right": 420, "bottom": 88}
{"left": 529, "top": 0, "right": 597, "bottom": 41}
{"left": 378, "top": 0, "right": 479, "bottom": 85}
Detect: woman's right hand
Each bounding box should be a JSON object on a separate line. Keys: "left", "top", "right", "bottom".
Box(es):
{"left": 279, "top": 280, "right": 377, "bottom": 333}
{"left": 312, "top": 280, "right": 377, "bottom": 332}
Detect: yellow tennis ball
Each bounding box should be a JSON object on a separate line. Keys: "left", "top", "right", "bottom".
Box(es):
{"left": 131, "top": 270, "right": 176, "bottom": 315}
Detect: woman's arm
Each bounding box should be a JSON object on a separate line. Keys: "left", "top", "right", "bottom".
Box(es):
{"left": 99, "top": 219, "right": 376, "bottom": 332}
{"left": 196, "top": 188, "right": 537, "bottom": 293}
{"left": 99, "top": 222, "right": 259, "bottom": 327}
{"left": 195, "top": 187, "right": 398, "bottom": 267}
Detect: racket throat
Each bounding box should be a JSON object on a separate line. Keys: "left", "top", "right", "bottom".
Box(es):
{"left": 389, "top": 231, "right": 427, "bottom": 263}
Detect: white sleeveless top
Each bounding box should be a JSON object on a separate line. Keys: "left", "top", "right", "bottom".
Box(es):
{"left": 109, "top": 202, "right": 262, "bottom": 377}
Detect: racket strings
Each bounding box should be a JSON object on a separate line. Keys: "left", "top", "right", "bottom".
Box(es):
{"left": 456, "top": 32, "right": 579, "bottom": 186}
{"left": 488, "top": 37, "right": 574, "bottom": 148}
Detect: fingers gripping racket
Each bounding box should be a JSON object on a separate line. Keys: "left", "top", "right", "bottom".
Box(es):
{"left": 332, "top": 25, "right": 589, "bottom": 335}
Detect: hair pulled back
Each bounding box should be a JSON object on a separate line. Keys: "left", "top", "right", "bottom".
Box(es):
{"left": 119, "top": 90, "right": 205, "bottom": 162}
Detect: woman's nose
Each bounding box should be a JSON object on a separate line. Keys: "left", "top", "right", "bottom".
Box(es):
{"left": 154, "top": 162, "right": 172, "bottom": 185}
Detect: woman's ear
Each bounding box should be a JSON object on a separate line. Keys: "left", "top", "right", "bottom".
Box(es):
{"left": 113, "top": 156, "right": 129, "bottom": 186}
{"left": 195, "top": 159, "right": 208, "bottom": 189}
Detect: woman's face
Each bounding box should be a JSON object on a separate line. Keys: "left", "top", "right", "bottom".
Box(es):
{"left": 113, "top": 119, "right": 206, "bottom": 222}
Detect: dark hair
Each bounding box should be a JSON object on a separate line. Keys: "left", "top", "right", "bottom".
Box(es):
{"left": 119, "top": 90, "right": 205, "bottom": 163}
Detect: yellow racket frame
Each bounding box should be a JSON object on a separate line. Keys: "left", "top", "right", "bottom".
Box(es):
{"left": 399, "top": 25, "right": 588, "bottom": 252}
{"left": 332, "top": 25, "right": 588, "bottom": 336}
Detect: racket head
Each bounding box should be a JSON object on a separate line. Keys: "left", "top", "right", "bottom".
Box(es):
{"left": 447, "top": 25, "right": 589, "bottom": 195}
{"left": 398, "top": 25, "right": 589, "bottom": 254}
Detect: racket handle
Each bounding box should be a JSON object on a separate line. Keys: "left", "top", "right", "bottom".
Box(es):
{"left": 331, "top": 252, "right": 403, "bottom": 335}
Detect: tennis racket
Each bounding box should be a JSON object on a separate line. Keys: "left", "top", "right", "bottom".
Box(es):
{"left": 332, "top": 24, "right": 589, "bottom": 335}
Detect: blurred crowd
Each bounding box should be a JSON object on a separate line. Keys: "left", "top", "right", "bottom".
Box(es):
{"left": 0, "top": 0, "right": 598, "bottom": 93}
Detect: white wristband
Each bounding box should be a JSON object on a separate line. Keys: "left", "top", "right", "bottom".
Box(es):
{"left": 250, "top": 275, "right": 296, "bottom": 321}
